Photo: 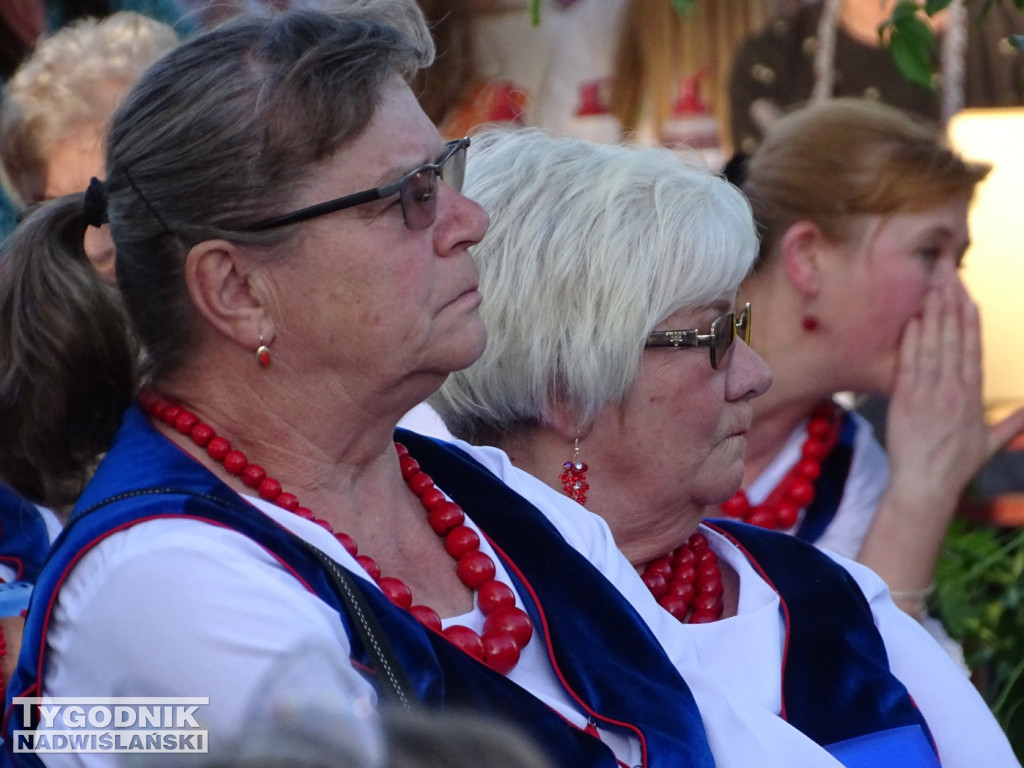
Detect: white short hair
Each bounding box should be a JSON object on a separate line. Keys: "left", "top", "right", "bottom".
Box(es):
{"left": 432, "top": 128, "right": 758, "bottom": 442}
{"left": 0, "top": 11, "right": 180, "bottom": 204}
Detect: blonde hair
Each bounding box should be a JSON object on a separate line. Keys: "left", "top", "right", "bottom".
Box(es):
{"left": 740, "top": 98, "right": 990, "bottom": 267}
{"left": 610, "top": 0, "right": 765, "bottom": 151}
{"left": 0, "top": 11, "right": 180, "bottom": 205}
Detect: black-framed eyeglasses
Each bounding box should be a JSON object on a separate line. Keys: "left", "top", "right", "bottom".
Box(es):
{"left": 243, "top": 137, "right": 471, "bottom": 232}
{"left": 644, "top": 303, "right": 751, "bottom": 370}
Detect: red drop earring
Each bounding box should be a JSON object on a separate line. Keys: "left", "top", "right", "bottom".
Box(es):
{"left": 256, "top": 335, "right": 271, "bottom": 367}
{"left": 802, "top": 314, "right": 819, "bottom": 332}
{"left": 559, "top": 437, "right": 589, "bottom": 506}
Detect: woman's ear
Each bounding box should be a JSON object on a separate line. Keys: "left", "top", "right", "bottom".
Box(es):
{"left": 183, "top": 239, "right": 273, "bottom": 349}
{"left": 544, "top": 401, "right": 587, "bottom": 442}
{"left": 779, "top": 220, "right": 826, "bottom": 297}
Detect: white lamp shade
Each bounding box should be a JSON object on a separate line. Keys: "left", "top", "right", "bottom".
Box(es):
{"left": 949, "top": 107, "right": 1024, "bottom": 409}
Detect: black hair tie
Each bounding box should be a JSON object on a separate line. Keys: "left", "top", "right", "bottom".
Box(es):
{"left": 82, "top": 177, "right": 109, "bottom": 228}
{"left": 720, "top": 152, "right": 750, "bottom": 188}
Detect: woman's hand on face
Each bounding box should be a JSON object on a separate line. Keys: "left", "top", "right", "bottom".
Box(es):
{"left": 884, "top": 269, "right": 1020, "bottom": 511}
{"left": 859, "top": 269, "right": 1024, "bottom": 593}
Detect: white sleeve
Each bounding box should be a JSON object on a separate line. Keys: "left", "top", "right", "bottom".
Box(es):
{"left": 38, "top": 505, "right": 65, "bottom": 544}
{"left": 826, "top": 552, "right": 1020, "bottom": 768}
{"left": 38, "top": 518, "right": 376, "bottom": 768}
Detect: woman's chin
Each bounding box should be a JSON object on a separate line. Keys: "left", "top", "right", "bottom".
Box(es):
{"left": 447, "top": 325, "right": 488, "bottom": 372}
{"left": 697, "top": 467, "right": 745, "bottom": 509}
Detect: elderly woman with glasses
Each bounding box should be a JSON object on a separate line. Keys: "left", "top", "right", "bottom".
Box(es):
{"left": 429, "top": 127, "right": 1017, "bottom": 767}
{"left": 0, "top": 4, "right": 733, "bottom": 766}
{"left": 3, "top": 5, "right": 966, "bottom": 768}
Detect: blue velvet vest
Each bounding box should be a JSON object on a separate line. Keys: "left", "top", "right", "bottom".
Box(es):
{"left": 4, "top": 406, "right": 939, "bottom": 768}
{"left": 705, "top": 520, "right": 938, "bottom": 767}
{"left": 4, "top": 407, "right": 712, "bottom": 768}
{"left": 0, "top": 485, "right": 50, "bottom": 586}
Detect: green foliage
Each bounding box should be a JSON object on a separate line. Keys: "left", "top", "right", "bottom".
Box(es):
{"left": 881, "top": 1, "right": 940, "bottom": 89}
{"left": 933, "top": 518, "right": 1024, "bottom": 757}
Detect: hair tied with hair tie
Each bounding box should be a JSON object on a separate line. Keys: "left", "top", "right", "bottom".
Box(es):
{"left": 720, "top": 152, "right": 750, "bottom": 188}
{"left": 83, "top": 177, "right": 109, "bottom": 228}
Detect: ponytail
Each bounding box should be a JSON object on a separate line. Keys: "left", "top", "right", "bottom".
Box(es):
{"left": 0, "top": 196, "right": 137, "bottom": 508}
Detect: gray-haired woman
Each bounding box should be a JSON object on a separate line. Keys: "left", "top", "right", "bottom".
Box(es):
{"left": 430, "top": 127, "right": 1018, "bottom": 768}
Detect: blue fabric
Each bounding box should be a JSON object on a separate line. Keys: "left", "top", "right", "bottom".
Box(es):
{"left": 402, "top": 430, "right": 714, "bottom": 768}
{"left": 708, "top": 520, "right": 938, "bottom": 764}
{"left": 0, "top": 485, "right": 51, "bottom": 589}
{"left": 794, "top": 408, "right": 857, "bottom": 544}
{"left": 0, "top": 583, "right": 33, "bottom": 618}
{"left": 0, "top": 196, "right": 17, "bottom": 246}
{"left": 46, "top": 0, "right": 198, "bottom": 38}
{"left": 5, "top": 405, "right": 714, "bottom": 768}
{"left": 825, "top": 726, "right": 940, "bottom": 768}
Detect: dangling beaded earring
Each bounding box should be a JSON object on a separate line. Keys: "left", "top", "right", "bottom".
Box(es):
{"left": 256, "top": 335, "right": 271, "bottom": 368}
{"left": 559, "top": 437, "right": 589, "bottom": 506}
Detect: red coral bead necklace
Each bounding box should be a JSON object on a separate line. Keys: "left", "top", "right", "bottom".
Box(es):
{"left": 718, "top": 400, "right": 841, "bottom": 530}
{"left": 139, "top": 390, "right": 534, "bottom": 676}
{"left": 557, "top": 470, "right": 725, "bottom": 623}
{"left": 640, "top": 532, "right": 725, "bottom": 624}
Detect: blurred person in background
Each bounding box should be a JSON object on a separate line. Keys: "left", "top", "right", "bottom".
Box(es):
{"left": 724, "top": 98, "right": 1024, "bottom": 662}
{"left": 0, "top": 0, "right": 192, "bottom": 239}
{"left": 0, "top": 10, "right": 180, "bottom": 276}
{"left": 728, "top": 0, "right": 1024, "bottom": 153}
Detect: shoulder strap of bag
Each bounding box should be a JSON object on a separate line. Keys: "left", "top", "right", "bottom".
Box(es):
{"left": 297, "top": 538, "right": 418, "bottom": 709}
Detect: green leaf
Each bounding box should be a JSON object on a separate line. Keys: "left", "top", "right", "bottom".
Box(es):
{"left": 887, "top": 15, "right": 939, "bottom": 89}
{"left": 924, "top": 0, "right": 953, "bottom": 13}
{"left": 933, "top": 519, "right": 1024, "bottom": 753}
{"left": 670, "top": 0, "right": 696, "bottom": 14}
{"left": 529, "top": 0, "right": 540, "bottom": 26}
{"left": 890, "top": 0, "right": 923, "bottom": 21}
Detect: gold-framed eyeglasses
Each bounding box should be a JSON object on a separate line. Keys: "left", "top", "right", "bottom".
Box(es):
{"left": 644, "top": 303, "right": 751, "bottom": 370}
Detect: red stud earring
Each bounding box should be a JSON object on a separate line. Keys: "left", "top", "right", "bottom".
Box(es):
{"left": 802, "top": 313, "right": 819, "bottom": 332}
{"left": 256, "top": 335, "right": 271, "bottom": 368}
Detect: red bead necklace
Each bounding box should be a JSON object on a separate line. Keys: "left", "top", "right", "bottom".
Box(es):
{"left": 139, "top": 390, "right": 534, "bottom": 675}
{"left": 557, "top": 475, "right": 725, "bottom": 623}
{"left": 719, "top": 400, "right": 841, "bottom": 530}
{"left": 640, "top": 532, "right": 724, "bottom": 624}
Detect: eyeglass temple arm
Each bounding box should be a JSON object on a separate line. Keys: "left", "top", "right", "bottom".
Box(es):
{"left": 644, "top": 330, "right": 713, "bottom": 348}
{"left": 245, "top": 187, "right": 389, "bottom": 232}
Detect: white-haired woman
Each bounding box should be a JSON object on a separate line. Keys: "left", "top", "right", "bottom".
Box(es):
{"left": 430, "top": 127, "right": 1018, "bottom": 767}
{"left": 0, "top": 10, "right": 180, "bottom": 276}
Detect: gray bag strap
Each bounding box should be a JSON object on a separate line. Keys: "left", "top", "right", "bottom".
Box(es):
{"left": 298, "top": 539, "right": 417, "bottom": 709}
